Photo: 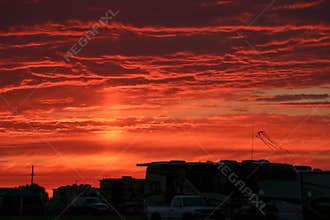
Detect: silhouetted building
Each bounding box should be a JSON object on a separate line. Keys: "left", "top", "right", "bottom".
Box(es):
{"left": 0, "top": 184, "right": 48, "bottom": 215}
{"left": 50, "top": 184, "right": 113, "bottom": 214}
{"left": 53, "top": 184, "right": 99, "bottom": 205}
{"left": 298, "top": 169, "right": 330, "bottom": 220}
{"left": 295, "top": 165, "right": 312, "bottom": 171}
{"left": 99, "top": 176, "right": 144, "bottom": 213}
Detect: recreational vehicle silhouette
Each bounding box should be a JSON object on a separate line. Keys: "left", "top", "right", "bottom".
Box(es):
{"left": 138, "top": 160, "right": 303, "bottom": 220}
{"left": 298, "top": 169, "right": 330, "bottom": 220}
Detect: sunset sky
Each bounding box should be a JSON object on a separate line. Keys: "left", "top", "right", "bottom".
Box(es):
{"left": 0, "top": 0, "right": 329, "bottom": 193}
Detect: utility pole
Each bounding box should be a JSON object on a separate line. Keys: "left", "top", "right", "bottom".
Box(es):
{"left": 251, "top": 125, "right": 254, "bottom": 160}
{"left": 31, "top": 165, "right": 34, "bottom": 185}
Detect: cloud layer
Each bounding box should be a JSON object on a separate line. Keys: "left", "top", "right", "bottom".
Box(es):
{"left": 0, "top": 0, "right": 329, "bottom": 191}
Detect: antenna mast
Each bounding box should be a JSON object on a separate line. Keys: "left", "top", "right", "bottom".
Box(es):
{"left": 31, "top": 165, "right": 34, "bottom": 185}
{"left": 251, "top": 125, "right": 254, "bottom": 160}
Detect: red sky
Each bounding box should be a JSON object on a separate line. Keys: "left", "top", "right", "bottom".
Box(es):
{"left": 0, "top": 0, "right": 329, "bottom": 193}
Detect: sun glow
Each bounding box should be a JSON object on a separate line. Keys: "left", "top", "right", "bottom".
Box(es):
{"left": 102, "top": 129, "right": 125, "bottom": 141}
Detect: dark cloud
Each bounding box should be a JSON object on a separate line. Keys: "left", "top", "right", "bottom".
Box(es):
{"left": 256, "top": 94, "right": 329, "bottom": 102}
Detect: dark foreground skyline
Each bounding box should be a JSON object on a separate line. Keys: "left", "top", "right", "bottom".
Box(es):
{"left": 1, "top": 159, "right": 329, "bottom": 220}
{"left": 0, "top": 0, "right": 329, "bottom": 193}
